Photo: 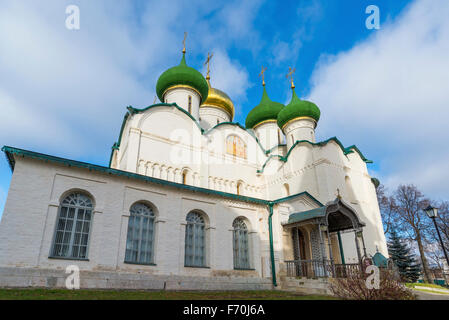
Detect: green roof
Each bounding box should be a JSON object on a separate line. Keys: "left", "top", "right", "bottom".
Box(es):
{"left": 110, "top": 104, "right": 372, "bottom": 173}
{"left": 284, "top": 198, "right": 366, "bottom": 232}
{"left": 257, "top": 136, "right": 373, "bottom": 173}
{"left": 2, "top": 145, "right": 323, "bottom": 207}
{"left": 277, "top": 88, "right": 320, "bottom": 129}
{"left": 371, "top": 177, "right": 380, "bottom": 188}
{"left": 156, "top": 53, "right": 209, "bottom": 103}
{"left": 373, "top": 252, "right": 388, "bottom": 268}
{"left": 286, "top": 207, "right": 326, "bottom": 224}
{"left": 245, "top": 86, "right": 284, "bottom": 129}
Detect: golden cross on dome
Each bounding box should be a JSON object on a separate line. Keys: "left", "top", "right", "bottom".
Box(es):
{"left": 182, "top": 32, "right": 187, "bottom": 53}
{"left": 204, "top": 52, "right": 214, "bottom": 80}
{"left": 286, "top": 67, "right": 296, "bottom": 89}
{"left": 259, "top": 66, "right": 267, "bottom": 86}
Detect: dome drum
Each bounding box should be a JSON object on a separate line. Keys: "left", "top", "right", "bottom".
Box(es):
{"left": 281, "top": 116, "right": 317, "bottom": 131}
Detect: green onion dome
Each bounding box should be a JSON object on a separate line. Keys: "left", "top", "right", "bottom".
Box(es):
{"left": 156, "top": 53, "right": 209, "bottom": 103}
{"left": 245, "top": 86, "right": 284, "bottom": 129}
{"left": 277, "top": 88, "right": 320, "bottom": 130}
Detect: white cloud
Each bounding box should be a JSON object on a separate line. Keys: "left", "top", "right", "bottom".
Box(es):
{"left": 0, "top": 0, "right": 263, "bottom": 157}
{"left": 0, "top": 0, "right": 270, "bottom": 217}
{"left": 215, "top": 0, "right": 264, "bottom": 50}
{"left": 0, "top": 1, "right": 154, "bottom": 155}
{"left": 307, "top": 0, "right": 449, "bottom": 200}
{"left": 271, "top": 37, "right": 301, "bottom": 66}
{"left": 0, "top": 89, "right": 79, "bottom": 149}
{"left": 270, "top": 0, "right": 322, "bottom": 66}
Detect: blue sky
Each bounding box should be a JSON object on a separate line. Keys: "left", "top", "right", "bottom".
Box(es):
{"left": 1, "top": 0, "right": 448, "bottom": 218}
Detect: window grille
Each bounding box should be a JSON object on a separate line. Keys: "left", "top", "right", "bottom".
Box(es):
{"left": 233, "top": 218, "right": 250, "bottom": 269}
{"left": 125, "top": 202, "right": 155, "bottom": 264}
{"left": 51, "top": 192, "right": 93, "bottom": 259}
{"left": 185, "top": 211, "right": 206, "bottom": 267}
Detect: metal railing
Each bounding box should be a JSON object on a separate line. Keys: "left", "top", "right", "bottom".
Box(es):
{"left": 285, "top": 259, "right": 361, "bottom": 278}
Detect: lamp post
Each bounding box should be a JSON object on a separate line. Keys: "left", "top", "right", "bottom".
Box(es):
{"left": 424, "top": 205, "right": 449, "bottom": 268}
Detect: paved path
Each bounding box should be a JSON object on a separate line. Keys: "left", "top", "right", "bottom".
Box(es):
{"left": 413, "top": 289, "right": 449, "bottom": 300}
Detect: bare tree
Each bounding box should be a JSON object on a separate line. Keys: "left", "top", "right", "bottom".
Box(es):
{"left": 391, "top": 184, "right": 433, "bottom": 283}
{"left": 424, "top": 241, "right": 444, "bottom": 269}
{"left": 434, "top": 201, "right": 449, "bottom": 250}
{"left": 425, "top": 201, "right": 449, "bottom": 273}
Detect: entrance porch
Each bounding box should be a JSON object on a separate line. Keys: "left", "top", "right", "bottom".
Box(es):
{"left": 282, "top": 198, "right": 367, "bottom": 279}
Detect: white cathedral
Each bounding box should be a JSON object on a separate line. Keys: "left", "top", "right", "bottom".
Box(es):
{"left": 0, "top": 45, "right": 388, "bottom": 292}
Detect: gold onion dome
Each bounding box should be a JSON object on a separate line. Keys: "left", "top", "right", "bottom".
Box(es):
{"left": 200, "top": 79, "right": 235, "bottom": 120}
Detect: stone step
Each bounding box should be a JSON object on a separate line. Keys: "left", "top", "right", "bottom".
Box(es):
{"left": 280, "top": 277, "right": 332, "bottom": 295}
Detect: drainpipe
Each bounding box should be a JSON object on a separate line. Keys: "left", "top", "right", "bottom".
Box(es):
{"left": 268, "top": 202, "right": 277, "bottom": 287}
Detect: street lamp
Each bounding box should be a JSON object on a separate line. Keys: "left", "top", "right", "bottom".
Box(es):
{"left": 424, "top": 205, "right": 449, "bottom": 269}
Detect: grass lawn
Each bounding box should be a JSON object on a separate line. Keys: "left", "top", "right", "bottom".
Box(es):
{"left": 405, "top": 282, "right": 449, "bottom": 295}
{"left": 405, "top": 282, "right": 448, "bottom": 290}
{"left": 411, "top": 288, "right": 449, "bottom": 295}
{"left": 0, "top": 288, "right": 337, "bottom": 300}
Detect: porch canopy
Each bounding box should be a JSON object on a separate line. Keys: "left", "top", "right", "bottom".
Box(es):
{"left": 282, "top": 198, "right": 368, "bottom": 272}
{"left": 283, "top": 198, "right": 365, "bottom": 232}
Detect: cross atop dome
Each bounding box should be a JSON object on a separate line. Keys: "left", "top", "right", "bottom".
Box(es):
{"left": 204, "top": 52, "right": 214, "bottom": 81}
{"left": 286, "top": 67, "right": 296, "bottom": 89}
{"left": 259, "top": 66, "right": 267, "bottom": 86}
{"left": 182, "top": 32, "right": 187, "bottom": 53}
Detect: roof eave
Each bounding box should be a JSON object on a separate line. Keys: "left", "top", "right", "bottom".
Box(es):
{"left": 2, "top": 146, "right": 325, "bottom": 209}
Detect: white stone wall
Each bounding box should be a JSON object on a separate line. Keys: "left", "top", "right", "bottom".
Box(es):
{"left": 261, "top": 140, "right": 389, "bottom": 259}
{"left": 164, "top": 87, "right": 201, "bottom": 120}
{"left": 253, "top": 121, "right": 283, "bottom": 151}
{"left": 283, "top": 118, "right": 316, "bottom": 148}
{"left": 0, "top": 158, "right": 273, "bottom": 281}
{"left": 199, "top": 106, "right": 231, "bottom": 130}
{"left": 114, "top": 107, "right": 267, "bottom": 197}
{"left": 111, "top": 105, "right": 387, "bottom": 260}
{"left": 0, "top": 266, "right": 272, "bottom": 290}
{"left": 0, "top": 101, "right": 389, "bottom": 288}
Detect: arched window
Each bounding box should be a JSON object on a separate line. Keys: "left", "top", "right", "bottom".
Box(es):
{"left": 233, "top": 218, "right": 250, "bottom": 269}
{"left": 51, "top": 192, "right": 93, "bottom": 259}
{"left": 182, "top": 170, "right": 187, "bottom": 184}
{"left": 237, "top": 181, "right": 243, "bottom": 195}
{"left": 188, "top": 95, "right": 192, "bottom": 113}
{"left": 185, "top": 211, "right": 206, "bottom": 267}
{"left": 226, "top": 135, "right": 247, "bottom": 159}
{"left": 125, "top": 202, "right": 156, "bottom": 265}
